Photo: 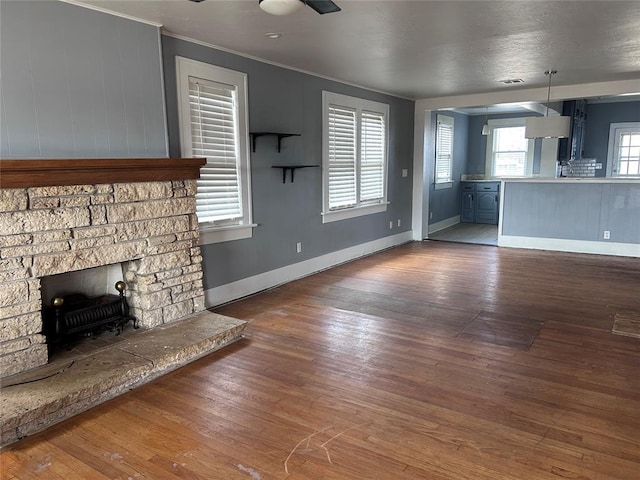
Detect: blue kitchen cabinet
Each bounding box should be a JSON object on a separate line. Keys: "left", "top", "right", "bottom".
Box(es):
{"left": 461, "top": 183, "right": 475, "bottom": 222}
{"left": 460, "top": 182, "right": 500, "bottom": 225}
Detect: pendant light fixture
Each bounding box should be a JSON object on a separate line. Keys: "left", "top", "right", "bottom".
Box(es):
{"left": 525, "top": 70, "right": 570, "bottom": 139}
{"left": 481, "top": 106, "right": 489, "bottom": 135}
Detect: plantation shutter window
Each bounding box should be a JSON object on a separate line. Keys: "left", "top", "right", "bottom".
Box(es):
{"left": 328, "top": 105, "right": 357, "bottom": 209}
{"left": 435, "top": 115, "right": 454, "bottom": 184}
{"left": 322, "top": 92, "right": 389, "bottom": 223}
{"left": 189, "top": 77, "right": 242, "bottom": 224}
{"left": 360, "top": 111, "right": 386, "bottom": 202}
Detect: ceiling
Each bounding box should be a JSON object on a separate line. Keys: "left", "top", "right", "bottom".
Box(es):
{"left": 72, "top": 0, "right": 640, "bottom": 100}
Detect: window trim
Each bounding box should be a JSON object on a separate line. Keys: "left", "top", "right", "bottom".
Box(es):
{"left": 434, "top": 114, "right": 454, "bottom": 190}
{"left": 606, "top": 122, "right": 640, "bottom": 177}
{"left": 485, "top": 117, "right": 535, "bottom": 178}
{"left": 322, "top": 91, "right": 389, "bottom": 224}
{"left": 176, "top": 56, "right": 254, "bottom": 245}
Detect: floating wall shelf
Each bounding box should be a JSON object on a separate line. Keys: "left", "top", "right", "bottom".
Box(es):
{"left": 250, "top": 132, "right": 301, "bottom": 152}
{"left": 272, "top": 165, "right": 319, "bottom": 183}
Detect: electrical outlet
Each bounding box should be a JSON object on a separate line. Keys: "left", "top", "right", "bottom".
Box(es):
{"left": 603, "top": 231, "right": 610, "bottom": 240}
{"left": 430, "top": 212, "right": 433, "bottom": 219}
{"left": 296, "top": 242, "right": 302, "bottom": 253}
{"left": 389, "top": 221, "right": 393, "bottom": 230}
{"left": 397, "top": 219, "right": 401, "bottom": 227}
{"left": 401, "top": 168, "right": 408, "bottom": 178}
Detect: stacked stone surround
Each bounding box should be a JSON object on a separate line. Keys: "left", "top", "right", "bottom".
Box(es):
{"left": 0, "top": 180, "right": 205, "bottom": 379}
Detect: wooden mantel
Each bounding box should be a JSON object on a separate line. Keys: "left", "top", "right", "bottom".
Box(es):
{"left": 0, "top": 158, "right": 206, "bottom": 188}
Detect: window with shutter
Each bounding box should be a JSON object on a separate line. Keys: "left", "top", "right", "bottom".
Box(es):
{"left": 322, "top": 92, "right": 389, "bottom": 223}
{"left": 327, "top": 105, "right": 357, "bottom": 209}
{"left": 176, "top": 57, "right": 254, "bottom": 244}
{"left": 435, "top": 115, "right": 454, "bottom": 187}
{"left": 360, "top": 111, "right": 386, "bottom": 203}
{"left": 485, "top": 118, "right": 534, "bottom": 178}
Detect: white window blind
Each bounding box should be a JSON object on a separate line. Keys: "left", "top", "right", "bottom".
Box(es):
{"left": 492, "top": 125, "right": 528, "bottom": 177}
{"left": 322, "top": 91, "right": 389, "bottom": 223}
{"left": 435, "top": 115, "right": 454, "bottom": 184}
{"left": 328, "top": 105, "right": 357, "bottom": 209}
{"left": 360, "top": 111, "right": 386, "bottom": 202}
{"left": 177, "top": 57, "right": 253, "bottom": 243}
{"left": 188, "top": 76, "right": 242, "bottom": 225}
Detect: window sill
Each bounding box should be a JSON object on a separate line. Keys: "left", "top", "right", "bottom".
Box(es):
{"left": 322, "top": 202, "right": 389, "bottom": 223}
{"left": 434, "top": 182, "right": 453, "bottom": 190}
{"left": 199, "top": 223, "right": 257, "bottom": 245}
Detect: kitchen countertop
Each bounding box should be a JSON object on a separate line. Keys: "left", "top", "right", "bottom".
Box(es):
{"left": 460, "top": 179, "right": 500, "bottom": 183}
{"left": 461, "top": 176, "right": 639, "bottom": 184}
{"left": 500, "top": 177, "right": 640, "bottom": 183}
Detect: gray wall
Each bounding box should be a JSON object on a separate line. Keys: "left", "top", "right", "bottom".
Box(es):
{"left": 502, "top": 182, "right": 640, "bottom": 244}
{"left": 0, "top": 1, "right": 167, "bottom": 158}
{"left": 162, "top": 36, "right": 415, "bottom": 290}
{"left": 429, "top": 110, "right": 469, "bottom": 224}
{"left": 467, "top": 112, "right": 543, "bottom": 175}
{"left": 582, "top": 100, "right": 640, "bottom": 177}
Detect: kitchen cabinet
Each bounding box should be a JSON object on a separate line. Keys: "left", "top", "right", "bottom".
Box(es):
{"left": 461, "top": 183, "right": 475, "bottom": 222}
{"left": 460, "top": 182, "right": 500, "bottom": 225}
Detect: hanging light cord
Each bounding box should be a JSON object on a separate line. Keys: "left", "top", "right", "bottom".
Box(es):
{"left": 544, "top": 70, "right": 557, "bottom": 118}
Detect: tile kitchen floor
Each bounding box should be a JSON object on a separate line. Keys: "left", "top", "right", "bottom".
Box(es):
{"left": 428, "top": 222, "right": 498, "bottom": 246}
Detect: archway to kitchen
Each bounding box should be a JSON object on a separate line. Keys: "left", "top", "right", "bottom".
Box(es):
{"left": 410, "top": 79, "right": 639, "bottom": 249}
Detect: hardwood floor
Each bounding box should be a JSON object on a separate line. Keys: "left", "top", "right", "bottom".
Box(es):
{"left": 2, "top": 241, "right": 639, "bottom": 479}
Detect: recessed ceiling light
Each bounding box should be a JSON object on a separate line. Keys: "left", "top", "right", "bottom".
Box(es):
{"left": 265, "top": 32, "right": 282, "bottom": 39}
{"left": 499, "top": 78, "right": 525, "bottom": 85}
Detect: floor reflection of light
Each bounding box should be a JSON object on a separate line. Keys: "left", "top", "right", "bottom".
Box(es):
{"left": 323, "top": 315, "right": 383, "bottom": 365}
{"left": 482, "top": 252, "right": 501, "bottom": 308}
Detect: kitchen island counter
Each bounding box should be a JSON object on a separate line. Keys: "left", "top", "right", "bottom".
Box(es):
{"left": 498, "top": 178, "right": 639, "bottom": 257}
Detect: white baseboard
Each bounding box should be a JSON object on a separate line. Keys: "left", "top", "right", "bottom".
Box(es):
{"left": 498, "top": 235, "right": 640, "bottom": 257}
{"left": 204, "top": 231, "right": 414, "bottom": 308}
{"left": 428, "top": 215, "right": 460, "bottom": 235}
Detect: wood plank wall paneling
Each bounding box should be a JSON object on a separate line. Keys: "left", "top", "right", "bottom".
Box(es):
{"left": 0, "top": 1, "right": 167, "bottom": 159}
{"left": 2, "top": 242, "right": 639, "bottom": 479}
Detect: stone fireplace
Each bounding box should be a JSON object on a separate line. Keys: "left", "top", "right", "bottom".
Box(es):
{"left": 0, "top": 158, "right": 213, "bottom": 378}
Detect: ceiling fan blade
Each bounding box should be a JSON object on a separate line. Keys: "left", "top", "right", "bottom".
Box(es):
{"left": 305, "top": 0, "right": 341, "bottom": 14}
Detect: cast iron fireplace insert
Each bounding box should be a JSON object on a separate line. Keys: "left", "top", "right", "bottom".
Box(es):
{"left": 43, "top": 281, "right": 138, "bottom": 352}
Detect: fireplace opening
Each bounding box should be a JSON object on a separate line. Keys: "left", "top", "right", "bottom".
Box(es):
{"left": 40, "top": 265, "right": 138, "bottom": 359}
{"left": 41, "top": 264, "right": 125, "bottom": 300}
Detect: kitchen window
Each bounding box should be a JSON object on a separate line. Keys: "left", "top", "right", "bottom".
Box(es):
{"left": 607, "top": 123, "right": 640, "bottom": 177}
{"left": 485, "top": 118, "right": 534, "bottom": 177}
{"left": 176, "top": 57, "right": 254, "bottom": 244}
{"left": 434, "top": 114, "right": 454, "bottom": 189}
{"left": 322, "top": 91, "right": 389, "bottom": 223}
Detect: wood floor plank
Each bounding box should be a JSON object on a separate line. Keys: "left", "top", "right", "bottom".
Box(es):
{"left": 2, "top": 242, "right": 639, "bottom": 479}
